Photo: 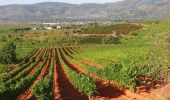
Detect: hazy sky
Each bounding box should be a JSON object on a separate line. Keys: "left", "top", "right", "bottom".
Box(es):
{"left": 0, "top": 0, "right": 123, "bottom": 5}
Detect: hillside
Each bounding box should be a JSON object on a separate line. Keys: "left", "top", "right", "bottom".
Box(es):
{"left": 0, "top": 0, "right": 170, "bottom": 22}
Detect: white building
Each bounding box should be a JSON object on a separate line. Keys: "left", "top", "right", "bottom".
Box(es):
{"left": 56, "top": 26, "right": 61, "bottom": 29}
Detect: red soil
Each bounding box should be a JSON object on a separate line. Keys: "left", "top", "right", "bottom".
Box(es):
{"left": 29, "top": 48, "right": 41, "bottom": 61}
{"left": 7, "top": 49, "right": 41, "bottom": 74}
{"left": 62, "top": 47, "right": 73, "bottom": 58}
{"left": 78, "top": 59, "right": 105, "bottom": 69}
{"left": 7, "top": 48, "right": 38, "bottom": 73}
{"left": 26, "top": 48, "right": 46, "bottom": 76}
{"left": 17, "top": 49, "right": 51, "bottom": 100}
{"left": 148, "top": 83, "right": 170, "bottom": 100}
{"left": 63, "top": 47, "right": 105, "bottom": 69}
{"left": 37, "top": 49, "right": 51, "bottom": 80}
{"left": 59, "top": 48, "right": 124, "bottom": 99}
{"left": 53, "top": 48, "right": 60, "bottom": 99}
{"left": 60, "top": 48, "right": 170, "bottom": 100}
{"left": 65, "top": 47, "right": 74, "bottom": 54}
{"left": 69, "top": 47, "right": 80, "bottom": 54}
{"left": 42, "top": 48, "right": 47, "bottom": 60}
{"left": 56, "top": 48, "right": 88, "bottom": 100}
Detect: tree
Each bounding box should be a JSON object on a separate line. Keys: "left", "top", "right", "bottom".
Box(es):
{"left": 0, "top": 42, "right": 17, "bottom": 64}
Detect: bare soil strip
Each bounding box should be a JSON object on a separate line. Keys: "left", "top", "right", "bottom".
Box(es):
{"left": 61, "top": 48, "right": 169, "bottom": 100}
{"left": 57, "top": 48, "right": 88, "bottom": 100}
{"left": 42, "top": 48, "right": 47, "bottom": 60}
{"left": 26, "top": 48, "right": 46, "bottom": 77}
{"left": 69, "top": 47, "right": 80, "bottom": 54}
{"left": 61, "top": 47, "right": 73, "bottom": 58}
{"left": 16, "top": 49, "right": 51, "bottom": 100}
{"left": 20, "top": 48, "right": 43, "bottom": 74}
{"left": 30, "top": 48, "right": 41, "bottom": 61}
{"left": 65, "top": 47, "right": 74, "bottom": 54}
{"left": 4, "top": 48, "right": 42, "bottom": 82}
{"left": 78, "top": 59, "right": 105, "bottom": 69}
{"left": 59, "top": 48, "right": 124, "bottom": 99}
{"left": 64, "top": 47, "right": 105, "bottom": 69}
{"left": 6, "top": 49, "right": 39, "bottom": 73}
{"left": 53, "top": 48, "right": 60, "bottom": 99}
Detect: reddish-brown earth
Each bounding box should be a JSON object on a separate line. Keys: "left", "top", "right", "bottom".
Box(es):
{"left": 62, "top": 47, "right": 73, "bottom": 58}
{"left": 65, "top": 47, "right": 74, "bottom": 54}
{"left": 53, "top": 48, "right": 60, "bottom": 99}
{"left": 6, "top": 49, "right": 41, "bottom": 75}
{"left": 12, "top": 47, "right": 170, "bottom": 100}
{"left": 59, "top": 48, "right": 124, "bottom": 99}
{"left": 56, "top": 48, "right": 88, "bottom": 100}
{"left": 63, "top": 47, "right": 105, "bottom": 69}
{"left": 69, "top": 47, "right": 80, "bottom": 54}
{"left": 7, "top": 48, "right": 38, "bottom": 72}
{"left": 30, "top": 48, "right": 41, "bottom": 61}
{"left": 78, "top": 59, "right": 105, "bottom": 69}
{"left": 59, "top": 48, "right": 170, "bottom": 100}
{"left": 17, "top": 49, "right": 51, "bottom": 100}
{"left": 42, "top": 48, "right": 48, "bottom": 59}
{"left": 26, "top": 48, "right": 46, "bottom": 77}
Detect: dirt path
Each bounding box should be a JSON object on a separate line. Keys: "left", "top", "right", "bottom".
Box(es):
{"left": 56, "top": 48, "right": 88, "bottom": 100}
{"left": 16, "top": 49, "right": 51, "bottom": 100}
{"left": 53, "top": 48, "right": 60, "bottom": 99}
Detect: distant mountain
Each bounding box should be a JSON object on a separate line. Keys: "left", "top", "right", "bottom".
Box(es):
{"left": 0, "top": 0, "right": 170, "bottom": 22}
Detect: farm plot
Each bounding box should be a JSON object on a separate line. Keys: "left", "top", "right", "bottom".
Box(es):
{"left": 0, "top": 46, "right": 169, "bottom": 100}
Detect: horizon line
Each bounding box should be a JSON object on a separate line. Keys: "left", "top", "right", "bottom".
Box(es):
{"left": 0, "top": 1, "right": 123, "bottom": 6}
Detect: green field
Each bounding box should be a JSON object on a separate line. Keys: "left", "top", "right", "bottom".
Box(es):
{"left": 0, "top": 19, "right": 170, "bottom": 100}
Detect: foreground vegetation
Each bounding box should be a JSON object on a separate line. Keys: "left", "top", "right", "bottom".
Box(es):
{"left": 0, "top": 19, "right": 169, "bottom": 99}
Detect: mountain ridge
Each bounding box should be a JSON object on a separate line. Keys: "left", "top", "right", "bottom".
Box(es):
{"left": 0, "top": 0, "right": 169, "bottom": 22}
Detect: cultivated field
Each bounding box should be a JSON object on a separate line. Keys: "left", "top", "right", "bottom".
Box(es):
{"left": 0, "top": 20, "right": 170, "bottom": 100}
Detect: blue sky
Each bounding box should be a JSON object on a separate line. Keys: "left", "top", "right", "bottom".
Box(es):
{"left": 0, "top": 0, "right": 122, "bottom": 5}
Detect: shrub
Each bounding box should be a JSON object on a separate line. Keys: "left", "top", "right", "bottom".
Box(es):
{"left": 131, "top": 32, "right": 138, "bottom": 36}
{"left": 102, "top": 36, "right": 121, "bottom": 44}
{"left": 0, "top": 42, "right": 17, "bottom": 64}
{"left": 31, "top": 57, "right": 36, "bottom": 63}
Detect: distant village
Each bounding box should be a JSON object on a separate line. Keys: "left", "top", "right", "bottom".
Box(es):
{"left": 11, "top": 21, "right": 117, "bottom": 32}
{"left": 11, "top": 23, "right": 63, "bottom": 32}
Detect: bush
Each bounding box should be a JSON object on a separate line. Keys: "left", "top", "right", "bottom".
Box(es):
{"left": 102, "top": 36, "right": 121, "bottom": 44}
{"left": 31, "top": 57, "right": 36, "bottom": 63}
{"left": 131, "top": 32, "right": 138, "bottom": 36}
{"left": 0, "top": 42, "right": 17, "bottom": 64}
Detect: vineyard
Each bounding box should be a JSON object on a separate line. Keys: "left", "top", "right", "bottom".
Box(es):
{"left": 0, "top": 19, "right": 170, "bottom": 100}
{"left": 0, "top": 45, "right": 169, "bottom": 100}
